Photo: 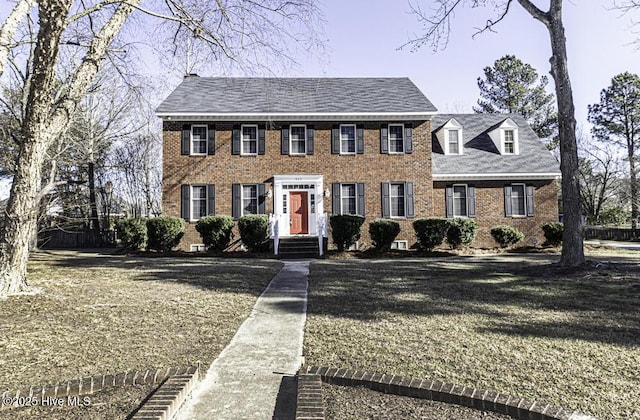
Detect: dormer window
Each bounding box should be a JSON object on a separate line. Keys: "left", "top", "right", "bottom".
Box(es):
{"left": 438, "top": 118, "right": 463, "bottom": 155}
{"left": 503, "top": 129, "right": 515, "bottom": 154}
{"left": 488, "top": 118, "right": 519, "bottom": 155}
{"left": 447, "top": 129, "right": 461, "bottom": 154}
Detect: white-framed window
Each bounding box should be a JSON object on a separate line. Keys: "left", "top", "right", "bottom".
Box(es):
{"left": 191, "top": 185, "right": 208, "bottom": 220}
{"left": 446, "top": 129, "right": 463, "bottom": 155}
{"left": 504, "top": 129, "right": 515, "bottom": 154}
{"left": 452, "top": 184, "right": 468, "bottom": 217}
{"left": 241, "top": 124, "right": 258, "bottom": 155}
{"left": 340, "top": 183, "right": 357, "bottom": 215}
{"left": 390, "top": 183, "right": 405, "bottom": 217}
{"left": 390, "top": 240, "right": 408, "bottom": 250}
{"left": 190, "top": 244, "right": 206, "bottom": 252}
{"left": 242, "top": 184, "right": 258, "bottom": 215}
{"left": 290, "top": 125, "right": 306, "bottom": 154}
{"left": 510, "top": 183, "right": 526, "bottom": 217}
{"left": 340, "top": 124, "right": 356, "bottom": 154}
{"left": 388, "top": 124, "right": 404, "bottom": 154}
{"left": 191, "top": 125, "right": 207, "bottom": 155}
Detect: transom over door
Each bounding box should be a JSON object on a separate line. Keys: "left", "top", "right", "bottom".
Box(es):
{"left": 289, "top": 191, "right": 309, "bottom": 234}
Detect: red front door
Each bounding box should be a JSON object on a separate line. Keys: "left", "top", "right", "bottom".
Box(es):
{"left": 290, "top": 192, "right": 309, "bottom": 234}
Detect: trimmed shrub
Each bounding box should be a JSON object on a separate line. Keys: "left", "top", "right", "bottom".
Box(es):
{"left": 238, "top": 214, "right": 270, "bottom": 252}
{"left": 412, "top": 218, "right": 449, "bottom": 251}
{"left": 369, "top": 219, "right": 401, "bottom": 251}
{"left": 195, "top": 215, "right": 235, "bottom": 251}
{"left": 146, "top": 216, "right": 185, "bottom": 252}
{"left": 330, "top": 214, "right": 365, "bottom": 252}
{"left": 446, "top": 218, "right": 478, "bottom": 249}
{"left": 116, "top": 218, "right": 147, "bottom": 250}
{"left": 542, "top": 222, "right": 563, "bottom": 246}
{"left": 490, "top": 225, "right": 525, "bottom": 248}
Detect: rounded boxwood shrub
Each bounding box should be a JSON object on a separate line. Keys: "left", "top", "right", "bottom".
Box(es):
{"left": 238, "top": 214, "right": 270, "bottom": 252}
{"left": 446, "top": 218, "right": 478, "bottom": 249}
{"left": 330, "top": 214, "right": 365, "bottom": 252}
{"left": 116, "top": 218, "right": 147, "bottom": 250}
{"left": 195, "top": 215, "right": 235, "bottom": 251}
{"left": 542, "top": 221, "right": 563, "bottom": 246}
{"left": 412, "top": 218, "right": 449, "bottom": 251}
{"left": 146, "top": 216, "right": 185, "bottom": 252}
{"left": 490, "top": 225, "right": 525, "bottom": 248}
{"left": 369, "top": 219, "right": 401, "bottom": 251}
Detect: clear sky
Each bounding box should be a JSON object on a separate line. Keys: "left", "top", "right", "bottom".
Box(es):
{"left": 294, "top": 0, "right": 640, "bottom": 129}
{"left": 1, "top": 0, "right": 638, "bottom": 130}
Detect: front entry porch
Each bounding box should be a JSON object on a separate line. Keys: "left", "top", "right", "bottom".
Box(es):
{"left": 270, "top": 174, "right": 328, "bottom": 257}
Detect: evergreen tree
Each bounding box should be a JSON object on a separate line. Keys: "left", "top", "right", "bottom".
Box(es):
{"left": 474, "top": 55, "right": 558, "bottom": 147}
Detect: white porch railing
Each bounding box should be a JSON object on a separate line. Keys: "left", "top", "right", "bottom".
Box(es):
{"left": 317, "top": 212, "right": 328, "bottom": 256}
{"left": 269, "top": 214, "right": 280, "bottom": 256}
{"left": 269, "top": 212, "right": 328, "bottom": 256}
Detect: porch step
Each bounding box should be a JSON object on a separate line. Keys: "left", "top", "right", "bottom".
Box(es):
{"left": 277, "top": 237, "right": 320, "bottom": 259}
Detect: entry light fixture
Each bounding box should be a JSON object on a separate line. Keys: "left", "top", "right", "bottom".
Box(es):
{"left": 324, "top": 188, "right": 330, "bottom": 198}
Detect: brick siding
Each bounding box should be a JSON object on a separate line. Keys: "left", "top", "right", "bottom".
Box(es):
{"left": 163, "top": 120, "right": 559, "bottom": 251}
{"left": 433, "top": 180, "right": 559, "bottom": 247}
{"left": 163, "top": 120, "right": 433, "bottom": 251}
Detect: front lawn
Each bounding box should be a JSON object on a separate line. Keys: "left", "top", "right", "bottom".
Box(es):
{"left": 0, "top": 250, "right": 281, "bottom": 419}
{"left": 304, "top": 253, "right": 640, "bottom": 419}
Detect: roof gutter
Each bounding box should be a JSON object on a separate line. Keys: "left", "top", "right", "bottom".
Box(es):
{"left": 155, "top": 111, "right": 437, "bottom": 122}
{"left": 432, "top": 172, "right": 561, "bottom": 181}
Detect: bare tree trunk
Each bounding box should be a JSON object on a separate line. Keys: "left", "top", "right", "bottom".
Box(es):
{"left": 0, "top": 0, "right": 70, "bottom": 295}
{"left": 518, "top": 0, "right": 585, "bottom": 266}
{"left": 630, "top": 156, "right": 638, "bottom": 229}
{"left": 0, "top": 0, "right": 138, "bottom": 296}
{"left": 87, "top": 161, "right": 101, "bottom": 242}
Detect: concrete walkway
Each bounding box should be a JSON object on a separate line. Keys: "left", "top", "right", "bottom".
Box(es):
{"left": 177, "top": 260, "right": 310, "bottom": 420}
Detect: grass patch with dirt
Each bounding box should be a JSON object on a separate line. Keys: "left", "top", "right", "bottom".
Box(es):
{"left": 304, "top": 253, "right": 640, "bottom": 419}
{"left": 0, "top": 250, "right": 281, "bottom": 419}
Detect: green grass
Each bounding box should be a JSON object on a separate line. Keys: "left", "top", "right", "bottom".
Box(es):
{"left": 304, "top": 254, "right": 640, "bottom": 419}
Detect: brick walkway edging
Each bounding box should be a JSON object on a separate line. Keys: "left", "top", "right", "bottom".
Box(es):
{"left": 0, "top": 366, "right": 198, "bottom": 412}
{"left": 299, "top": 366, "right": 597, "bottom": 420}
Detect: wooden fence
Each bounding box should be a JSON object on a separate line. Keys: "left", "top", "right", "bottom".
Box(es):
{"left": 584, "top": 226, "right": 640, "bottom": 241}
{"left": 40, "top": 230, "right": 117, "bottom": 248}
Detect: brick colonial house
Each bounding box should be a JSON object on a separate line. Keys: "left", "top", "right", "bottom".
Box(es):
{"left": 157, "top": 76, "right": 560, "bottom": 252}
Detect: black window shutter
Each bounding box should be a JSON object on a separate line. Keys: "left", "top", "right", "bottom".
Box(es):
{"left": 232, "top": 183, "right": 241, "bottom": 218}
{"left": 258, "top": 183, "right": 266, "bottom": 213}
{"left": 445, "top": 186, "right": 453, "bottom": 218}
{"left": 332, "top": 183, "right": 341, "bottom": 214}
{"left": 357, "top": 183, "right": 365, "bottom": 216}
{"left": 331, "top": 125, "right": 340, "bottom": 154}
{"left": 380, "top": 124, "right": 388, "bottom": 154}
{"left": 207, "top": 184, "right": 215, "bottom": 215}
{"left": 281, "top": 126, "right": 289, "bottom": 155}
{"left": 306, "top": 125, "right": 314, "bottom": 155}
{"left": 181, "top": 185, "right": 190, "bottom": 220}
{"left": 405, "top": 182, "right": 415, "bottom": 218}
{"left": 207, "top": 124, "right": 215, "bottom": 155}
{"left": 258, "top": 126, "right": 266, "bottom": 155}
{"left": 526, "top": 185, "right": 535, "bottom": 216}
{"left": 356, "top": 125, "right": 365, "bottom": 154}
{"left": 467, "top": 186, "right": 476, "bottom": 218}
{"left": 232, "top": 125, "right": 241, "bottom": 155}
{"left": 404, "top": 124, "right": 413, "bottom": 154}
{"left": 181, "top": 124, "right": 191, "bottom": 155}
{"left": 381, "top": 182, "right": 390, "bottom": 218}
{"left": 504, "top": 186, "right": 513, "bottom": 217}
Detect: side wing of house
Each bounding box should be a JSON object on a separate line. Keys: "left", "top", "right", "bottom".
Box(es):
{"left": 431, "top": 114, "right": 561, "bottom": 247}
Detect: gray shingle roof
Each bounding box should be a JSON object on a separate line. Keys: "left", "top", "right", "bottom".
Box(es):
{"left": 431, "top": 114, "right": 560, "bottom": 178}
{"left": 156, "top": 77, "right": 437, "bottom": 116}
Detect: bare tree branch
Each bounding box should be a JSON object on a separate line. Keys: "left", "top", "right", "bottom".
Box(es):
{"left": 0, "top": 0, "right": 36, "bottom": 79}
